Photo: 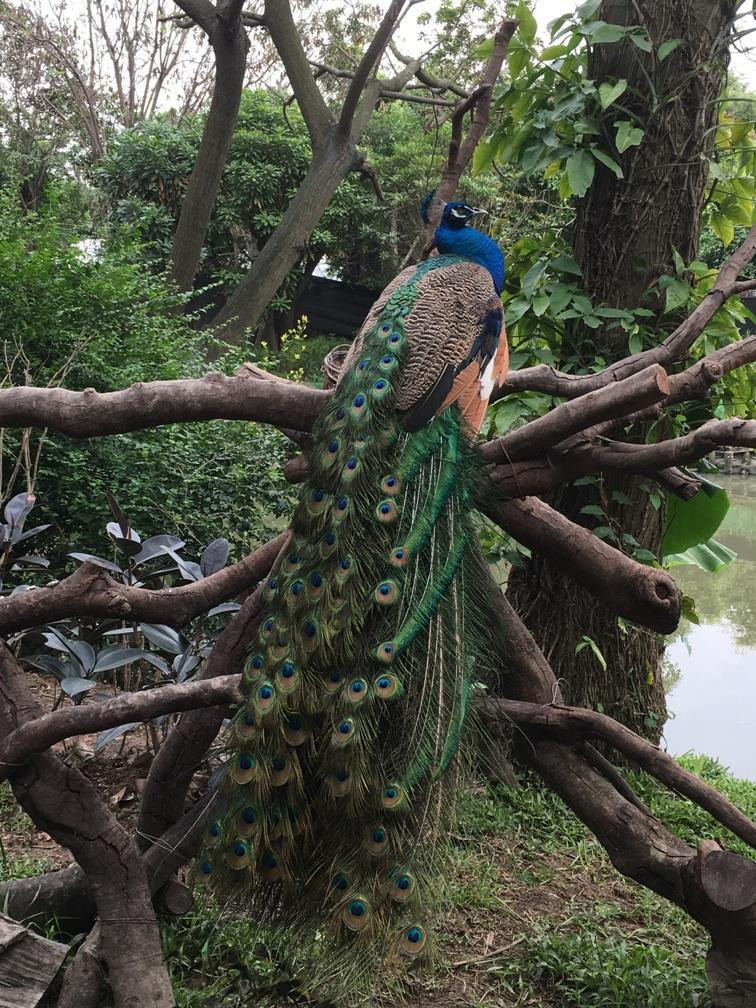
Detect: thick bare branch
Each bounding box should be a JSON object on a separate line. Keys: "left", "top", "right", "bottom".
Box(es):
{"left": 264, "top": 0, "right": 332, "bottom": 147}
{"left": 0, "top": 645, "right": 174, "bottom": 1007}
{"left": 484, "top": 497, "right": 680, "bottom": 633}
{"left": 0, "top": 370, "right": 328, "bottom": 437}
{"left": 338, "top": 0, "right": 406, "bottom": 135}
{"left": 482, "top": 364, "right": 671, "bottom": 464}
{"left": 479, "top": 697, "right": 756, "bottom": 850}
{"left": 172, "top": 0, "right": 217, "bottom": 35}
{"left": 590, "top": 419, "right": 756, "bottom": 472}
{"left": 0, "top": 676, "right": 240, "bottom": 780}
{"left": 0, "top": 533, "right": 285, "bottom": 634}
{"left": 424, "top": 18, "right": 518, "bottom": 232}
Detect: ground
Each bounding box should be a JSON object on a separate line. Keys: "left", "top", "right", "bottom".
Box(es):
{"left": 1, "top": 673, "right": 753, "bottom": 1008}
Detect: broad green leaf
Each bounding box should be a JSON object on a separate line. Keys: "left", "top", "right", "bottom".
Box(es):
{"left": 532, "top": 293, "right": 550, "bottom": 316}
{"left": 592, "top": 148, "right": 624, "bottom": 178}
{"left": 672, "top": 247, "right": 685, "bottom": 277}
{"left": 550, "top": 254, "right": 583, "bottom": 276}
{"left": 615, "top": 121, "right": 644, "bottom": 153}
{"left": 474, "top": 37, "right": 494, "bottom": 60}
{"left": 472, "top": 138, "right": 496, "bottom": 175}
{"left": 541, "top": 43, "right": 570, "bottom": 59}
{"left": 549, "top": 285, "right": 572, "bottom": 313}
{"left": 587, "top": 21, "right": 626, "bottom": 43}
{"left": 566, "top": 149, "right": 595, "bottom": 197}
{"left": 522, "top": 258, "right": 548, "bottom": 297}
{"left": 580, "top": 504, "right": 605, "bottom": 517}
{"left": 629, "top": 31, "right": 652, "bottom": 52}
{"left": 598, "top": 79, "right": 627, "bottom": 109}
{"left": 664, "top": 539, "right": 737, "bottom": 573}
{"left": 711, "top": 212, "right": 735, "bottom": 248}
{"left": 577, "top": 0, "right": 601, "bottom": 19}
{"left": 658, "top": 38, "right": 683, "bottom": 61}
{"left": 508, "top": 40, "right": 530, "bottom": 79}
{"left": 559, "top": 170, "right": 572, "bottom": 201}
{"left": 664, "top": 277, "right": 691, "bottom": 312}
{"left": 515, "top": 0, "right": 537, "bottom": 43}
{"left": 661, "top": 484, "right": 729, "bottom": 557}
{"left": 504, "top": 297, "right": 531, "bottom": 325}
{"left": 628, "top": 331, "right": 642, "bottom": 355}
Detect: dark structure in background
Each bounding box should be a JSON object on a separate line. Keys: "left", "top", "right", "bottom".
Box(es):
{"left": 294, "top": 276, "right": 380, "bottom": 339}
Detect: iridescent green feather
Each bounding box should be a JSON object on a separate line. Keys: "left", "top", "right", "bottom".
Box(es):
{"left": 197, "top": 258, "right": 496, "bottom": 1002}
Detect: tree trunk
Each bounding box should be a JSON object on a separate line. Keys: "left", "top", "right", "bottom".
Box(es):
{"left": 169, "top": 16, "right": 249, "bottom": 293}
{"left": 507, "top": 0, "right": 736, "bottom": 739}
{"left": 211, "top": 129, "right": 360, "bottom": 342}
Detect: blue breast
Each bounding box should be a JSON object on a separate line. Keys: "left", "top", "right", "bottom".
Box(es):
{"left": 434, "top": 225, "right": 505, "bottom": 294}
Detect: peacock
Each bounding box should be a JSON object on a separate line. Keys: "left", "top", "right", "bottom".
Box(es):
{"left": 199, "top": 195, "right": 508, "bottom": 990}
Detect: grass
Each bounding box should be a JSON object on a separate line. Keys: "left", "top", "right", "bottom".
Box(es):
{"left": 160, "top": 753, "right": 756, "bottom": 1008}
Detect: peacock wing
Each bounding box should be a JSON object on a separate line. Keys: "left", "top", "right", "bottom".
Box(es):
{"left": 397, "top": 260, "right": 507, "bottom": 434}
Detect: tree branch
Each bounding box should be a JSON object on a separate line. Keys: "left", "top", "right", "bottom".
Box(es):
{"left": 424, "top": 18, "right": 518, "bottom": 233}
{"left": 338, "top": 0, "right": 406, "bottom": 136}
{"left": 0, "top": 676, "right": 241, "bottom": 780}
{"left": 0, "top": 533, "right": 285, "bottom": 634}
{"left": 482, "top": 364, "right": 671, "bottom": 464}
{"left": 172, "top": 0, "right": 217, "bottom": 35}
{"left": 589, "top": 418, "right": 756, "bottom": 472}
{"left": 263, "top": 0, "right": 332, "bottom": 147}
{"left": 484, "top": 497, "right": 681, "bottom": 633}
{"left": 0, "top": 369, "right": 328, "bottom": 437}
{"left": 479, "top": 697, "right": 756, "bottom": 850}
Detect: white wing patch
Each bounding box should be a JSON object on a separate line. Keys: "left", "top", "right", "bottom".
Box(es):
{"left": 479, "top": 354, "right": 497, "bottom": 399}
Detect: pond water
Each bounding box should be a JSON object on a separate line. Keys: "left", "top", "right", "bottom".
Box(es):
{"left": 664, "top": 474, "right": 756, "bottom": 780}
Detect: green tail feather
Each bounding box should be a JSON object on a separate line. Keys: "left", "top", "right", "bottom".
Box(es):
{"left": 197, "top": 282, "right": 495, "bottom": 1000}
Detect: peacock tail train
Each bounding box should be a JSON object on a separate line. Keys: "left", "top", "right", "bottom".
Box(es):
{"left": 198, "top": 203, "right": 508, "bottom": 996}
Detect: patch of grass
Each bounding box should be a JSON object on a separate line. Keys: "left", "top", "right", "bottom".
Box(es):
{"left": 506, "top": 928, "right": 710, "bottom": 1008}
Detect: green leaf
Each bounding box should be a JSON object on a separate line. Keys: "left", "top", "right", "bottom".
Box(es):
{"left": 522, "top": 258, "right": 548, "bottom": 297}
{"left": 577, "top": 0, "right": 601, "bottom": 19}
{"left": 629, "top": 31, "right": 652, "bottom": 52}
{"left": 550, "top": 254, "right": 583, "bottom": 276}
{"left": 549, "top": 285, "right": 572, "bottom": 313}
{"left": 658, "top": 38, "right": 683, "bottom": 61}
{"left": 661, "top": 484, "right": 729, "bottom": 557}
{"left": 566, "top": 149, "right": 595, "bottom": 197}
{"left": 672, "top": 247, "right": 685, "bottom": 277}
{"left": 628, "top": 331, "right": 642, "bottom": 355}
{"left": 508, "top": 39, "right": 530, "bottom": 78}
{"left": 474, "top": 36, "right": 494, "bottom": 60}
{"left": 615, "top": 121, "right": 644, "bottom": 153}
{"left": 592, "top": 148, "right": 624, "bottom": 178}
{"left": 504, "top": 297, "right": 531, "bottom": 325}
{"left": 515, "top": 0, "right": 537, "bottom": 43}
{"left": 580, "top": 504, "right": 605, "bottom": 517}
{"left": 472, "top": 138, "right": 496, "bottom": 175}
{"left": 664, "top": 278, "right": 691, "bottom": 312}
{"left": 587, "top": 21, "right": 627, "bottom": 43}
{"left": 532, "top": 293, "right": 550, "bottom": 316}
{"left": 681, "top": 594, "right": 700, "bottom": 624}
{"left": 664, "top": 539, "right": 737, "bottom": 573}
{"left": 541, "top": 43, "right": 571, "bottom": 59}
{"left": 598, "top": 78, "right": 628, "bottom": 109}
{"left": 711, "top": 213, "right": 735, "bottom": 247}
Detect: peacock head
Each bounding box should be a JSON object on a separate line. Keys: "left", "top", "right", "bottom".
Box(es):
{"left": 439, "top": 201, "right": 488, "bottom": 230}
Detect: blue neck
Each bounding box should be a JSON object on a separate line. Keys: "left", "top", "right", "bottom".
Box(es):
{"left": 434, "top": 225, "right": 505, "bottom": 294}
